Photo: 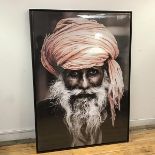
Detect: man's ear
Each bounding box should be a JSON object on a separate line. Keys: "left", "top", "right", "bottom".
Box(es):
{"left": 102, "top": 61, "right": 110, "bottom": 88}
{"left": 102, "top": 60, "right": 109, "bottom": 77}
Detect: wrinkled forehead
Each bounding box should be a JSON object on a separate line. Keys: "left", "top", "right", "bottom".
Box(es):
{"left": 58, "top": 63, "right": 109, "bottom": 74}
{"left": 64, "top": 66, "right": 103, "bottom": 73}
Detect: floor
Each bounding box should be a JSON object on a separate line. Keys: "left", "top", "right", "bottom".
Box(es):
{"left": 0, "top": 128, "right": 155, "bottom": 155}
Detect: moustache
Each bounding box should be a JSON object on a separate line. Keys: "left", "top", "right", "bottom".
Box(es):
{"left": 69, "top": 89, "right": 97, "bottom": 105}
{"left": 69, "top": 87, "right": 100, "bottom": 96}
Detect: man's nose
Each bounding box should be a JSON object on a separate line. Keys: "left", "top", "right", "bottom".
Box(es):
{"left": 79, "top": 74, "right": 90, "bottom": 89}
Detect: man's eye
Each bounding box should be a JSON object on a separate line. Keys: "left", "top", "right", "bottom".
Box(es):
{"left": 87, "top": 68, "right": 99, "bottom": 77}
{"left": 68, "top": 71, "right": 79, "bottom": 78}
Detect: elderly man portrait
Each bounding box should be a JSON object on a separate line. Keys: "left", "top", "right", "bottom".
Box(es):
{"left": 32, "top": 12, "right": 130, "bottom": 152}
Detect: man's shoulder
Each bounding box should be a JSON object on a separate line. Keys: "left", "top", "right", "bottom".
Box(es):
{"left": 35, "top": 99, "right": 72, "bottom": 148}
{"left": 36, "top": 99, "right": 65, "bottom": 118}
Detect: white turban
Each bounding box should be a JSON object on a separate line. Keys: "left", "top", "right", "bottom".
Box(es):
{"left": 41, "top": 18, "right": 124, "bottom": 125}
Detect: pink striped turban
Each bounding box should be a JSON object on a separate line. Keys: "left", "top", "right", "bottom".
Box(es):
{"left": 41, "top": 18, "right": 124, "bottom": 125}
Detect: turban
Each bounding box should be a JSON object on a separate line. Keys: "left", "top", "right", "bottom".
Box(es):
{"left": 41, "top": 18, "right": 124, "bottom": 126}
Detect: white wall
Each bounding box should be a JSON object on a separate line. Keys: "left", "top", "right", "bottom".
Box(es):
{"left": 0, "top": 0, "right": 155, "bottom": 141}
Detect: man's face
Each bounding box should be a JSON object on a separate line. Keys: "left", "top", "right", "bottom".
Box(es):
{"left": 49, "top": 65, "right": 109, "bottom": 146}
{"left": 62, "top": 66, "right": 104, "bottom": 90}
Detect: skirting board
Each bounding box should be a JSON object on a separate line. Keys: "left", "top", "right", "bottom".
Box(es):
{"left": 0, "top": 129, "right": 35, "bottom": 142}
{"left": 0, "top": 118, "right": 155, "bottom": 142}
{"left": 130, "top": 118, "right": 155, "bottom": 127}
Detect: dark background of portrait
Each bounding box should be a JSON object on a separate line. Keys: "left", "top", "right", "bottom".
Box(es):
{"left": 29, "top": 10, "right": 131, "bottom": 152}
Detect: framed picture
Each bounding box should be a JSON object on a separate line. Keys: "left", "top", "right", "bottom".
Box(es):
{"left": 29, "top": 9, "right": 131, "bottom": 153}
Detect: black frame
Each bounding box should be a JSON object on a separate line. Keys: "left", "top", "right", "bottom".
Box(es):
{"left": 29, "top": 9, "right": 132, "bottom": 153}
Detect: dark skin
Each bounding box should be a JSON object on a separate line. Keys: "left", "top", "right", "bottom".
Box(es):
{"left": 62, "top": 66, "right": 105, "bottom": 90}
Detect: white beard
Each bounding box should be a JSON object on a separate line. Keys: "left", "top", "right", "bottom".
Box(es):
{"left": 49, "top": 76, "right": 109, "bottom": 147}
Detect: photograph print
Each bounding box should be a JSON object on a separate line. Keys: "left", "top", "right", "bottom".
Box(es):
{"left": 29, "top": 10, "right": 131, "bottom": 153}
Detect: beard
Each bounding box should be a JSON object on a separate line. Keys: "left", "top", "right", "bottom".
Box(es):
{"left": 49, "top": 76, "right": 109, "bottom": 147}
